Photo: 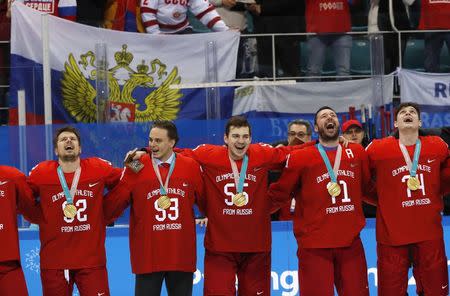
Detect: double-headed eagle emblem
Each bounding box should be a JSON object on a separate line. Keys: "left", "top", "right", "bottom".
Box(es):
{"left": 61, "top": 44, "right": 182, "bottom": 122}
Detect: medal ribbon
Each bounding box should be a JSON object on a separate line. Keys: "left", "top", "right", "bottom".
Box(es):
{"left": 399, "top": 139, "right": 421, "bottom": 178}
{"left": 316, "top": 144, "right": 342, "bottom": 183}
{"left": 152, "top": 154, "right": 176, "bottom": 195}
{"left": 57, "top": 166, "right": 81, "bottom": 205}
{"left": 229, "top": 154, "right": 249, "bottom": 194}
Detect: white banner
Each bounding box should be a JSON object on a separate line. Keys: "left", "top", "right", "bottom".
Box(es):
{"left": 233, "top": 76, "right": 394, "bottom": 115}
{"left": 398, "top": 68, "right": 450, "bottom": 107}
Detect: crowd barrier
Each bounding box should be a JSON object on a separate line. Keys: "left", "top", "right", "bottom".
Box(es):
{"left": 19, "top": 218, "right": 450, "bottom": 295}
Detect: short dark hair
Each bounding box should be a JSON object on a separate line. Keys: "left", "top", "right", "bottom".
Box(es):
{"left": 288, "top": 119, "right": 312, "bottom": 135}
{"left": 395, "top": 102, "right": 421, "bottom": 120}
{"left": 150, "top": 120, "right": 179, "bottom": 145}
{"left": 314, "top": 106, "right": 336, "bottom": 125}
{"left": 225, "top": 116, "right": 252, "bottom": 136}
{"left": 53, "top": 126, "right": 81, "bottom": 149}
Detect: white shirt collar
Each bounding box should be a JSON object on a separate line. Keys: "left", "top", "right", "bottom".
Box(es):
{"left": 154, "top": 152, "right": 175, "bottom": 166}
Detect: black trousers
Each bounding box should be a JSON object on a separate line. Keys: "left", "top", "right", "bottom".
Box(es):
{"left": 135, "top": 271, "right": 193, "bottom": 296}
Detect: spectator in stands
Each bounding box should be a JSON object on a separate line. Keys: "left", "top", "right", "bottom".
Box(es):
{"left": 209, "top": 0, "right": 246, "bottom": 32}
{"left": 368, "top": 0, "right": 412, "bottom": 74}
{"left": 209, "top": 0, "right": 257, "bottom": 77}
{"left": 366, "top": 102, "right": 449, "bottom": 295}
{"left": 140, "top": 0, "right": 228, "bottom": 34}
{"left": 406, "top": 0, "right": 450, "bottom": 72}
{"left": 269, "top": 106, "right": 370, "bottom": 295}
{"left": 0, "top": 0, "right": 10, "bottom": 125}
{"left": 246, "top": 0, "right": 305, "bottom": 78}
{"left": 286, "top": 119, "right": 313, "bottom": 145}
{"left": 270, "top": 119, "right": 312, "bottom": 221}
{"left": 305, "top": 0, "right": 357, "bottom": 80}
{"left": 104, "top": 0, "right": 145, "bottom": 32}
{"left": 342, "top": 119, "right": 365, "bottom": 146}
{"left": 105, "top": 121, "right": 205, "bottom": 296}
{"left": 77, "top": 0, "right": 107, "bottom": 27}
{"left": 15, "top": 0, "right": 77, "bottom": 21}
{"left": 342, "top": 119, "right": 375, "bottom": 218}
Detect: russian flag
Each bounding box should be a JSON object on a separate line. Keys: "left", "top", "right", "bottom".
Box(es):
{"left": 10, "top": 3, "right": 239, "bottom": 125}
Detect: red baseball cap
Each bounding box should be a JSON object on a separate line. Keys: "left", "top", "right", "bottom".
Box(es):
{"left": 342, "top": 119, "right": 363, "bottom": 133}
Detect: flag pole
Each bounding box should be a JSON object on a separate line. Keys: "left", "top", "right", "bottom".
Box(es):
{"left": 42, "top": 13, "right": 53, "bottom": 160}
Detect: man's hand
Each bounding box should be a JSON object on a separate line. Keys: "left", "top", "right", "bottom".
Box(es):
{"left": 228, "top": 27, "right": 241, "bottom": 32}
{"left": 222, "top": 0, "right": 236, "bottom": 9}
{"left": 124, "top": 148, "right": 145, "bottom": 173}
{"left": 245, "top": 3, "right": 261, "bottom": 15}
{"left": 7, "top": 0, "right": 13, "bottom": 18}
{"left": 124, "top": 148, "right": 138, "bottom": 164}
{"left": 290, "top": 137, "right": 305, "bottom": 146}
{"left": 124, "top": 149, "right": 146, "bottom": 163}
{"left": 338, "top": 136, "right": 350, "bottom": 148}
{"left": 195, "top": 217, "right": 208, "bottom": 227}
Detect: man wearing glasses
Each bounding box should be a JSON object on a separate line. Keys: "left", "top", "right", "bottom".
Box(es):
{"left": 287, "top": 119, "right": 313, "bottom": 146}
{"left": 271, "top": 119, "right": 313, "bottom": 220}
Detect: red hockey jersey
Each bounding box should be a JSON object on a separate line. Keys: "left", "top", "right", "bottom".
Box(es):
{"left": 269, "top": 143, "right": 370, "bottom": 248}
{"left": 0, "top": 166, "right": 38, "bottom": 263}
{"left": 27, "top": 158, "right": 121, "bottom": 269}
{"left": 104, "top": 153, "right": 204, "bottom": 274}
{"left": 178, "top": 143, "right": 302, "bottom": 252}
{"left": 366, "top": 136, "right": 449, "bottom": 246}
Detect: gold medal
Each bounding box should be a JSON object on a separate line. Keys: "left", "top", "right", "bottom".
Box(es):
{"left": 327, "top": 182, "right": 341, "bottom": 197}
{"left": 407, "top": 176, "right": 421, "bottom": 191}
{"left": 63, "top": 204, "right": 77, "bottom": 219}
{"left": 232, "top": 192, "right": 247, "bottom": 207}
{"left": 157, "top": 195, "right": 171, "bottom": 210}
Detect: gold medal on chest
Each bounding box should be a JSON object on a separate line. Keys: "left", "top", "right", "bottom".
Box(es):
{"left": 232, "top": 192, "right": 247, "bottom": 207}
{"left": 63, "top": 204, "right": 77, "bottom": 219}
{"left": 157, "top": 195, "right": 171, "bottom": 210}
{"left": 407, "top": 176, "right": 421, "bottom": 191}
{"left": 327, "top": 182, "right": 341, "bottom": 197}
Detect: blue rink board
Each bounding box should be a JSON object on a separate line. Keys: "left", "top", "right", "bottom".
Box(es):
{"left": 19, "top": 217, "right": 450, "bottom": 296}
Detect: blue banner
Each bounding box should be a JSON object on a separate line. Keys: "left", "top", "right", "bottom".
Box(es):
{"left": 19, "top": 218, "right": 450, "bottom": 295}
